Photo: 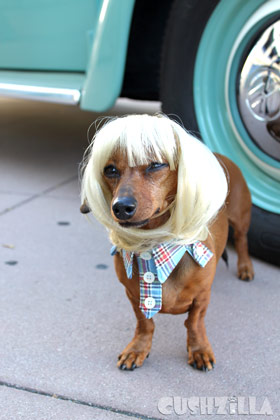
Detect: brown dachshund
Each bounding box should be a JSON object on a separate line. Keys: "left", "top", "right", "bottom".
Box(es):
{"left": 81, "top": 114, "right": 254, "bottom": 372}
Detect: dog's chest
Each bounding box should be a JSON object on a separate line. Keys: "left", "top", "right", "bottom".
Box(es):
{"left": 160, "top": 253, "right": 198, "bottom": 313}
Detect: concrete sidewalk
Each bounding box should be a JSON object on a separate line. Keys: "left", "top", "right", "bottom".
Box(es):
{"left": 0, "top": 98, "right": 279, "bottom": 420}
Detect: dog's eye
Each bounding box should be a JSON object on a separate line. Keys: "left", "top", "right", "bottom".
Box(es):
{"left": 146, "top": 162, "right": 169, "bottom": 172}
{"left": 104, "top": 165, "right": 120, "bottom": 178}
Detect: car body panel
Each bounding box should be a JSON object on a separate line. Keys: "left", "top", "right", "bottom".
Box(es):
{"left": 0, "top": 0, "right": 103, "bottom": 71}
{"left": 0, "top": 0, "right": 135, "bottom": 111}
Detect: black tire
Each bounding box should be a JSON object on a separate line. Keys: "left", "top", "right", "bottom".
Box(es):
{"left": 160, "top": 0, "right": 280, "bottom": 266}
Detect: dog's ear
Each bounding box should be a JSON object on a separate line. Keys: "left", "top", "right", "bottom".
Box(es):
{"left": 80, "top": 200, "right": 91, "bottom": 214}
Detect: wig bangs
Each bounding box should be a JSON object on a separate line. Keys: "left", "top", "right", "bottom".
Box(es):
{"left": 90, "top": 115, "right": 178, "bottom": 175}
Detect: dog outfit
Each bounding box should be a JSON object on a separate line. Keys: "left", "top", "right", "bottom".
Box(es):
{"left": 111, "top": 242, "right": 213, "bottom": 319}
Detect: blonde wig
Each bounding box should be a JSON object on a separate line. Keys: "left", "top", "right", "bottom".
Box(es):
{"left": 81, "top": 114, "right": 228, "bottom": 252}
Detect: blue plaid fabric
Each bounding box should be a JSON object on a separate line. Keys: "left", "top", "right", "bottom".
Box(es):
{"left": 137, "top": 255, "right": 162, "bottom": 319}
{"left": 111, "top": 241, "right": 213, "bottom": 319}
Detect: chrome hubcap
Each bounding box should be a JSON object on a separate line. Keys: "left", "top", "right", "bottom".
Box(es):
{"left": 238, "top": 19, "right": 280, "bottom": 160}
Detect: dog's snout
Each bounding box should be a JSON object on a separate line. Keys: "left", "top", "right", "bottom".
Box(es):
{"left": 112, "top": 196, "right": 137, "bottom": 220}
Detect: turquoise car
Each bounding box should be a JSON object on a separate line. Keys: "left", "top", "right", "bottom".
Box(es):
{"left": 0, "top": 0, "right": 279, "bottom": 265}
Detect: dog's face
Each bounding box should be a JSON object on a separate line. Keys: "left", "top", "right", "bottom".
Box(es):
{"left": 103, "top": 150, "right": 177, "bottom": 229}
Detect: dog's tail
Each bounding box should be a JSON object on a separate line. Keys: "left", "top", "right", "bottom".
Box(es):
{"left": 222, "top": 249, "right": 229, "bottom": 268}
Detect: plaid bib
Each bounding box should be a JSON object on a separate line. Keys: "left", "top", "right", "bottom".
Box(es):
{"left": 111, "top": 241, "right": 213, "bottom": 319}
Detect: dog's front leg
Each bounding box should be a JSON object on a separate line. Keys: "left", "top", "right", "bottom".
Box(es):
{"left": 117, "top": 289, "right": 155, "bottom": 370}
{"left": 185, "top": 290, "right": 215, "bottom": 371}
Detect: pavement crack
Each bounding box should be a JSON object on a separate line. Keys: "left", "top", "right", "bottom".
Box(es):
{"left": 0, "top": 175, "right": 78, "bottom": 216}
{"left": 0, "top": 380, "right": 162, "bottom": 420}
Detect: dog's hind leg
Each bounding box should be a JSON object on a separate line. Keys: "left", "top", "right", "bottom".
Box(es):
{"left": 117, "top": 290, "right": 155, "bottom": 371}
{"left": 231, "top": 218, "right": 254, "bottom": 281}
{"left": 227, "top": 180, "right": 254, "bottom": 281}
{"left": 217, "top": 154, "right": 254, "bottom": 281}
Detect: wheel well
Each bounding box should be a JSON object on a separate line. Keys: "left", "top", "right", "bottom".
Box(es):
{"left": 120, "top": 0, "right": 172, "bottom": 101}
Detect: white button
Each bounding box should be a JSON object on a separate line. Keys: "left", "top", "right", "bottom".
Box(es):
{"left": 140, "top": 251, "right": 152, "bottom": 260}
{"left": 144, "top": 271, "right": 155, "bottom": 283}
{"left": 196, "top": 246, "right": 204, "bottom": 256}
{"left": 144, "top": 297, "right": 156, "bottom": 309}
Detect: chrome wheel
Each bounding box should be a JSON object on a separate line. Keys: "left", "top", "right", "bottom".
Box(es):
{"left": 238, "top": 20, "right": 280, "bottom": 161}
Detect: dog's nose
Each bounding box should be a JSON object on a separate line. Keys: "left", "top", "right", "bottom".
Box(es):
{"left": 112, "top": 196, "right": 137, "bottom": 220}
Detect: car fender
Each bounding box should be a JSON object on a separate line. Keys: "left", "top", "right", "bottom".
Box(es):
{"left": 81, "top": 0, "right": 135, "bottom": 112}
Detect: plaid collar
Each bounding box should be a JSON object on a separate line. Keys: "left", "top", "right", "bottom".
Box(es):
{"left": 111, "top": 241, "right": 213, "bottom": 319}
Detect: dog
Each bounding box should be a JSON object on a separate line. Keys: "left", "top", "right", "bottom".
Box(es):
{"left": 81, "top": 114, "right": 254, "bottom": 371}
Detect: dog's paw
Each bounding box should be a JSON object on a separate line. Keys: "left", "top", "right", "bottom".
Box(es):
{"left": 117, "top": 350, "right": 150, "bottom": 371}
{"left": 187, "top": 347, "right": 216, "bottom": 371}
{"left": 238, "top": 262, "right": 254, "bottom": 281}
